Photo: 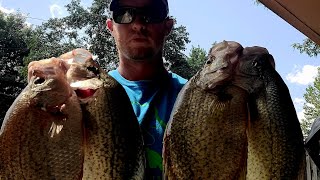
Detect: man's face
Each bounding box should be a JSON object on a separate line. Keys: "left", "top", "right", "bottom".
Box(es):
{"left": 107, "top": 0, "right": 173, "bottom": 61}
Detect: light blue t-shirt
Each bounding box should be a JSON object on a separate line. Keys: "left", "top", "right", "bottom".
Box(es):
{"left": 108, "top": 69, "right": 187, "bottom": 179}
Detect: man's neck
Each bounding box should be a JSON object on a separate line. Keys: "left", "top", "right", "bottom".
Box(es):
{"left": 118, "top": 58, "right": 167, "bottom": 81}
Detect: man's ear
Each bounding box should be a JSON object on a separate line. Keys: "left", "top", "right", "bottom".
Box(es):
{"left": 106, "top": 19, "right": 113, "bottom": 32}
{"left": 164, "top": 18, "right": 174, "bottom": 36}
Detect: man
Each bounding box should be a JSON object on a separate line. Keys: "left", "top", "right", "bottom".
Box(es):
{"left": 106, "top": 0, "right": 187, "bottom": 178}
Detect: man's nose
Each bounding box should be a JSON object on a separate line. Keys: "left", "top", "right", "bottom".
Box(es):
{"left": 131, "top": 15, "right": 148, "bottom": 31}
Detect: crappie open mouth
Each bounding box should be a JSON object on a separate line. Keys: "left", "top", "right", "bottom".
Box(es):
{"left": 75, "top": 89, "right": 97, "bottom": 99}
{"left": 203, "top": 63, "right": 230, "bottom": 75}
{"left": 69, "top": 78, "right": 103, "bottom": 103}
{"left": 60, "top": 49, "right": 104, "bottom": 103}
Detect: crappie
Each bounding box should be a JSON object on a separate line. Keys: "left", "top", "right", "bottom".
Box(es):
{"left": 163, "top": 41, "right": 248, "bottom": 179}
{"left": 63, "top": 49, "right": 145, "bottom": 179}
{"left": 233, "top": 47, "right": 306, "bottom": 179}
{"left": 0, "top": 58, "right": 84, "bottom": 179}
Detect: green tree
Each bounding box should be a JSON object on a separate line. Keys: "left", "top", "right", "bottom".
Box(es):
{"left": 186, "top": 45, "right": 207, "bottom": 77}
{"left": 20, "top": 0, "right": 115, "bottom": 71}
{"left": 0, "top": 12, "right": 32, "bottom": 124}
{"left": 292, "top": 39, "right": 320, "bottom": 57}
{"left": 301, "top": 67, "right": 320, "bottom": 135}
{"left": 22, "top": 0, "right": 89, "bottom": 71}
{"left": 22, "top": 20, "right": 83, "bottom": 77}
{"left": 168, "top": 55, "right": 193, "bottom": 79}
{"left": 164, "top": 23, "right": 191, "bottom": 79}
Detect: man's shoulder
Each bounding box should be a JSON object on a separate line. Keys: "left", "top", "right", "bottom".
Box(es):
{"left": 167, "top": 72, "right": 188, "bottom": 88}
{"left": 108, "top": 69, "right": 131, "bottom": 85}
{"left": 108, "top": 69, "right": 118, "bottom": 77}
{"left": 108, "top": 69, "right": 118, "bottom": 80}
{"left": 168, "top": 72, "right": 187, "bottom": 83}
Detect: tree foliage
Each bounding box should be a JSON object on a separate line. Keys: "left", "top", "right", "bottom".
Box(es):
{"left": 301, "top": 67, "right": 320, "bottom": 135}
{"left": 186, "top": 45, "right": 207, "bottom": 77}
{"left": 164, "top": 23, "right": 192, "bottom": 79}
{"left": 21, "top": 24, "right": 82, "bottom": 78}
{"left": 0, "top": 12, "right": 32, "bottom": 123}
{"left": 292, "top": 38, "right": 320, "bottom": 58}
{"left": 22, "top": 1, "right": 91, "bottom": 69}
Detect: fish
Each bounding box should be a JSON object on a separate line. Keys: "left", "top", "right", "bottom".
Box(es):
{"left": 63, "top": 49, "right": 145, "bottom": 179}
{"left": 163, "top": 41, "right": 248, "bottom": 180}
{"left": 233, "top": 46, "right": 306, "bottom": 179}
{"left": 0, "top": 58, "right": 84, "bottom": 179}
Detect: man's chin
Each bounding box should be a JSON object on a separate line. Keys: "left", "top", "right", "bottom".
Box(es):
{"left": 130, "top": 54, "right": 154, "bottom": 61}
{"left": 126, "top": 47, "right": 155, "bottom": 60}
{"left": 130, "top": 43, "right": 152, "bottom": 50}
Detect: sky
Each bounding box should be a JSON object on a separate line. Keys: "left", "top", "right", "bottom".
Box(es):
{"left": 1, "top": 0, "right": 319, "bottom": 122}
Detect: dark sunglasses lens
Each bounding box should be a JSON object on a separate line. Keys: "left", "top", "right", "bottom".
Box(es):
{"left": 144, "top": 8, "right": 167, "bottom": 23}
{"left": 113, "top": 7, "right": 168, "bottom": 24}
{"left": 113, "top": 8, "right": 135, "bottom": 24}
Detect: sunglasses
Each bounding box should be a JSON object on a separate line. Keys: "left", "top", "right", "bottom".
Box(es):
{"left": 112, "top": 7, "right": 168, "bottom": 24}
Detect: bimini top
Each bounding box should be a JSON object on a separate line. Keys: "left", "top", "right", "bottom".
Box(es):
{"left": 259, "top": 0, "right": 320, "bottom": 45}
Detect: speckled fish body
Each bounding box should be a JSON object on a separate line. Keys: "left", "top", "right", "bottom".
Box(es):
{"left": 65, "top": 49, "right": 145, "bottom": 180}
{"left": 0, "top": 58, "right": 84, "bottom": 179}
{"left": 163, "top": 41, "right": 248, "bottom": 180}
{"left": 233, "top": 47, "right": 306, "bottom": 180}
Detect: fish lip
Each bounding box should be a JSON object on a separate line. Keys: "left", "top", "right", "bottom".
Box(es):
{"left": 196, "top": 63, "right": 233, "bottom": 90}
{"left": 204, "top": 77, "right": 232, "bottom": 90}
{"left": 74, "top": 88, "right": 100, "bottom": 104}
{"left": 206, "top": 60, "right": 231, "bottom": 74}
{"left": 204, "top": 67, "right": 230, "bottom": 76}
{"left": 74, "top": 88, "right": 98, "bottom": 100}
{"left": 69, "top": 78, "right": 103, "bottom": 103}
{"left": 69, "top": 78, "right": 102, "bottom": 89}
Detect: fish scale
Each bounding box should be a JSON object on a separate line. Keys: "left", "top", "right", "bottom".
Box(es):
{"left": 164, "top": 79, "right": 249, "bottom": 180}
{"left": 80, "top": 75, "right": 145, "bottom": 180}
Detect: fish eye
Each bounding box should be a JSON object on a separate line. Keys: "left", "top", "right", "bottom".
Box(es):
{"left": 87, "top": 66, "right": 100, "bottom": 75}
{"left": 206, "top": 60, "right": 212, "bottom": 64}
{"left": 34, "top": 77, "right": 45, "bottom": 84}
{"left": 252, "top": 60, "right": 259, "bottom": 67}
